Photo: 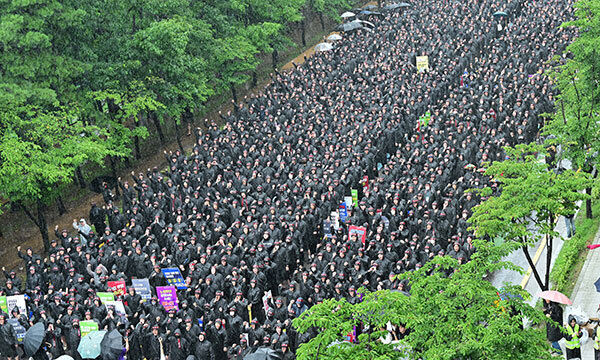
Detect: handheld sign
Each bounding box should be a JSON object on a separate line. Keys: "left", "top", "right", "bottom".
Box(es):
{"left": 156, "top": 286, "right": 179, "bottom": 311}
{"left": 161, "top": 268, "right": 187, "bottom": 289}
{"left": 339, "top": 203, "right": 348, "bottom": 223}
{"left": 349, "top": 225, "right": 367, "bottom": 244}
{"left": 131, "top": 279, "right": 152, "bottom": 300}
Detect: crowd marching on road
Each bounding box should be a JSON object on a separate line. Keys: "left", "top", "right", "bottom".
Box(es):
{"left": 2, "top": 0, "right": 598, "bottom": 359}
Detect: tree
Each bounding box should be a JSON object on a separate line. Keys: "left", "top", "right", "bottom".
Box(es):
{"left": 0, "top": 106, "right": 121, "bottom": 252}
{"left": 469, "top": 143, "right": 589, "bottom": 292}
{"left": 0, "top": 0, "right": 87, "bottom": 108}
{"left": 293, "top": 240, "right": 552, "bottom": 360}
{"left": 544, "top": 0, "right": 600, "bottom": 218}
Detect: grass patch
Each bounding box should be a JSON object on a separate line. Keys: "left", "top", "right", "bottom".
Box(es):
{"left": 549, "top": 201, "right": 600, "bottom": 295}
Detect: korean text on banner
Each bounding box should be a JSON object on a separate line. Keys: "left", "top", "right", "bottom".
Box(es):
{"left": 107, "top": 280, "right": 126, "bottom": 297}
{"left": 80, "top": 321, "right": 99, "bottom": 337}
{"left": 131, "top": 279, "right": 152, "bottom": 300}
{"left": 157, "top": 286, "right": 179, "bottom": 311}
{"left": 6, "top": 295, "right": 27, "bottom": 318}
{"left": 416, "top": 55, "right": 429, "bottom": 72}
{"left": 97, "top": 292, "right": 115, "bottom": 304}
{"left": 161, "top": 268, "right": 187, "bottom": 289}
{"left": 349, "top": 225, "right": 367, "bottom": 244}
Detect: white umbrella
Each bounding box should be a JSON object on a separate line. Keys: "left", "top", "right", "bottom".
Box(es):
{"left": 350, "top": 19, "right": 376, "bottom": 28}
{"left": 341, "top": 11, "right": 356, "bottom": 18}
{"left": 327, "top": 34, "right": 343, "bottom": 41}
{"left": 315, "top": 42, "right": 333, "bottom": 52}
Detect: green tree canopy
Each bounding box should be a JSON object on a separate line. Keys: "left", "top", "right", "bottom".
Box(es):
{"left": 293, "top": 240, "right": 552, "bottom": 360}
{"left": 469, "top": 143, "right": 589, "bottom": 291}
{"left": 544, "top": 0, "right": 600, "bottom": 217}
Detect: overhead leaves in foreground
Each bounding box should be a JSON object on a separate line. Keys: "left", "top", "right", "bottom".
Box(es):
{"left": 293, "top": 240, "right": 552, "bottom": 360}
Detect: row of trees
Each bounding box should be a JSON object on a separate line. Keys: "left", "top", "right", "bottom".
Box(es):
{"left": 0, "top": 0, "right": 354, "bottom": 251}
{"left": 292, "top": 0, "right": 600, "bottom": 358}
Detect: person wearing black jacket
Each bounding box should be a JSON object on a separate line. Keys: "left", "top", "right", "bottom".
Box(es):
{"left": 143, "top": 325, "right": 164, "bottom": 360}
{"left": 0, "top": 314, "right": 18, "bottom": 360}
{"left": 195, "top": 332, "right": 215, "bottom": 360}
{"left": 543, "top": 299, "right": 563, "bottom": 355}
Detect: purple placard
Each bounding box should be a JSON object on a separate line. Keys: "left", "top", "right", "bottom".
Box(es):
{"left": 156, "top": 286, "right": 178, "bottom": 311}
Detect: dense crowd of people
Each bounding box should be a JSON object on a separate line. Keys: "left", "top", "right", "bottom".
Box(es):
{"left": 0, "top": 0, "right": 577, "bottom": 359}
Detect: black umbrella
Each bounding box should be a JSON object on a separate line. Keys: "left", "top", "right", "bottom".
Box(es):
{"left": 100, "top": 329, "right": 123, "bottom": 360}
{"left": 24, "top": 322, "right": 45, "bottom": 356}
{"left": 243, "top": 347, "right": 282, "bottom": 360}
{"left": 493, "top": 11, "right": 508, "bottom": 17}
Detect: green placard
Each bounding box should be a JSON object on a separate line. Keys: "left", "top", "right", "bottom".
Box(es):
{"left": 80, "top": 320, "right": 99, "bottom": 337}
{"left": 351, "top": 189, "right": 358, "bottom": 207}
{"left": 96, "top": 292, "right": 115, "bottom": 304}
{"left": 0, "top": 296, "right": 6, "bottom": 314}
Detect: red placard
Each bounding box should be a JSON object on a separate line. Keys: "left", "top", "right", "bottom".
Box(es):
{"left": 349, "top": 225, "right": 367, "bottom": 244}
{"left": 107, "top": 280, "right": 126, "bottom": 297}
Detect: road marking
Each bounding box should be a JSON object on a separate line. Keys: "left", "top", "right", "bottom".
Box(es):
{"left": 520, "top": 236, "right": 548, "bottom": 288}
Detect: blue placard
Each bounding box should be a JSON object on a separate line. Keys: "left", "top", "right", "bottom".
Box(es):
{"left": 339, "top": 203, "right": 348, "bottom": 223}
{"left": 131, "top": 278, "right": 152, "bottom": 300}
{"left": 7, "top": 319, "right": 25, "bottom": 342}
{"left": 161, "top": 268, "right": 187, "bottom": 289}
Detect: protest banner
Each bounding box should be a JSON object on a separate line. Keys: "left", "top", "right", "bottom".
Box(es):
{"left": 80, "top": 320, "right": 99, "bottom": 337}
{"left": 7, "top": 319, "right": 25, "bottom": 343}
{"left": 107, "top": 280, "right": 126, "bottom": 297}
{"left": 349, "top": 225, "right": 367, "bottom": 244}
{"left": 323, "top": 219, "right": 332, "bottom": 238}
{"left": 351, "top": 189, "right": 358, "bottom": 207}
{"left": 344, "top": 196, "right": 353, "bottom": 209}
{"left": 416, "top": 55, "right": 429, "bottom": 72}
{"left": 161, "top": 268, "right": 187, "bottom": 289}
{"left": 361, "top": 176, "right": 369, "bottom": 192}
{"left": 0, "top": 296, "right": 6, "bottom": 314}
{"left": 156, "top": 286, "right": 179, "bottom": 311}
{"left": 339, "top": 203, "right": 348, "bottom": 223}
{"left": 330, "top": 211, "right": 340, "bottom": 230}
{"left": 262, "top": 290, "right": 272, "bottom": 314}
{"left": 97, "top": 292, "right": 115, "bottom": 304}
{"left": 104, "top": 300, "right": 127, "bottom": 318}
{"left": 6, "top": 295, "right": 27, "bottom": 318}
{"left": 131, "top": 279, "right": 152, "bottom": 300}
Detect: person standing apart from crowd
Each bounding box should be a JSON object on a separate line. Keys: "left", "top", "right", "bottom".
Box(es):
{"left": 564, "top": 315, "right": 582, "bottom": 360}
{"left": 543, "top": 299, "right": 563, "bottom": 355}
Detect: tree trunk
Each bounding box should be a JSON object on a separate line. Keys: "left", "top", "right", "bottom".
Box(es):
{"left": 586, "top": 187, "right": 592, "bottom": 219}
{"left": 301, "top": 19, "right": 307, "bottom": 47}
{"left": 109, "top": 156, "right": 120, "bottom": 196}
{"left": 76, "top": 166, "right": 86, "bottom": 188}
{"left": 134, "top": 114, "right": 141, "bottom": 160}
{"left": 151, "top": 112, "right": 166, "bottom": 145}
{"left": 174, "top": 116, "right": 185, "bottom": 153}
{"left": 272, "top": 48, "right": 278, "bottom": 70}
{"left": 545, "top": 216, "right": 553, "bottom": 291}
{"left": 522, "top": 244, "right": 547, "bottom": 291}
{"left": 57, "top": 195, "right": 67, "bottom": 216}
{"left": 36, "top": 199, "right": 50, "bottom": 253}
{"left": 319, "top": 13, "right": 325, "bottom": 31}
{"left": 252, "top": 71, "right": 258, "bottom": 88}
{"left": 231, "top": 86, "right": 238, "bottom": 104}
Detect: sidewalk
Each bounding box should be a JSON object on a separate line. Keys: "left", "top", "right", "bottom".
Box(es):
{"left": 567, "top": 228, "right": 600, "bottom": 358}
